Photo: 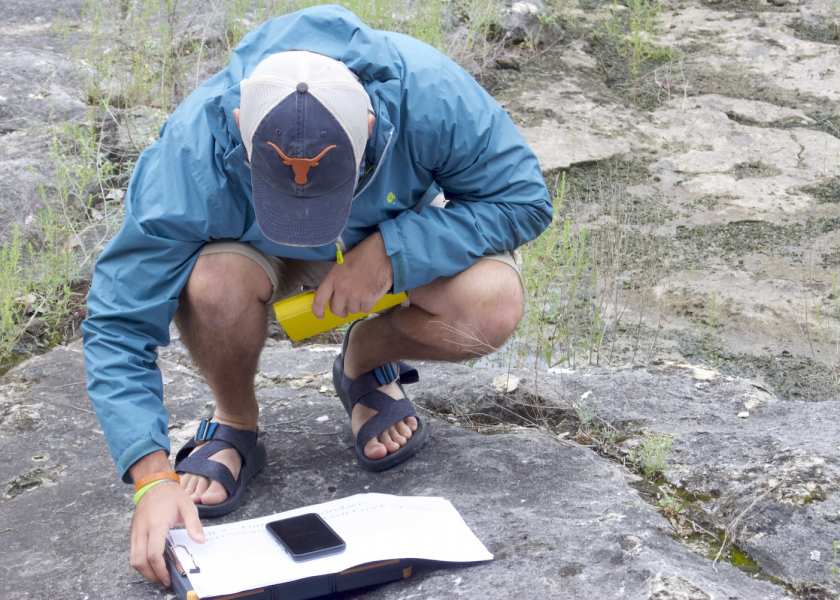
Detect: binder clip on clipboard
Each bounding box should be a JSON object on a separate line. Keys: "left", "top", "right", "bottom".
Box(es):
{"left": 273, "top": 289, "right": 407, "bottom": 342}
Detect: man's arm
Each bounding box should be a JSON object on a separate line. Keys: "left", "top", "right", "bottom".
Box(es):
{"left": 379, "top": 56, "right": 552, "bottom": 293}
{"left": 83, "top": 119, "right": 248, "bottom": 584}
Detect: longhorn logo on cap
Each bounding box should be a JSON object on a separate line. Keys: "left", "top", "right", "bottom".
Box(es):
{"left": 267, "top": 142, "right": 337, "bottom": 185}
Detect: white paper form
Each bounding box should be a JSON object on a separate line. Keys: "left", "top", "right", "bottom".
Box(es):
{"left": 167, "top": 493, "right": 493, "bottom": 598}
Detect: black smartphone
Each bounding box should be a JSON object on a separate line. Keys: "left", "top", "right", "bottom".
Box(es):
{"left": 266, "top": 513, "right": 346, "bottom": 561}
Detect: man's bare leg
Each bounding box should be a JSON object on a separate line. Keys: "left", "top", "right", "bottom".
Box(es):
{"left": 173, "top": 252, "right": 272, "bottom": 506}
{"left": 176, "top": 254, "right": 523, "bottom": 502}
{"left": 342, "top": 258, "right": 525, "bottom": 459}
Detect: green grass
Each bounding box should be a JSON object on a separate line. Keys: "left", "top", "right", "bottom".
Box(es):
{"left": 511, "top": 180, "right": 579, "bottom": 370}
{"left": 628, "top": 433, "right": 674, "bottom": 478}
{"left": 598, "top": 0, "right": 676, "bottom": 108}
{"left": 0, "top": 218, "right": 80, "bottom": 372}
{"left": 806, "top": 272, "right": 840, "bottom": 388}
{"left": 0, "top": 112, "right": 129, "bottom": 371}
{"left": 697, "top": 293, "right": 724, "bottom": 368}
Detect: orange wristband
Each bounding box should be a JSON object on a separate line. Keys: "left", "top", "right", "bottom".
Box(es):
{"left": 134, "top": 471, "right": 180, "bottom": 493}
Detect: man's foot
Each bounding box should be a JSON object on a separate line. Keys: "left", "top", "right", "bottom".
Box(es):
{"left": 179, "top": 437, "right": 241, "bottom": 505}
{"left": 175, "top": 418, "right": 258, "bottom": 507}
{"left": 341, "top": 324, "right": 419, "bottom": 461}
{"left": 348, "top": 382, "right": 418, "bottom": 459}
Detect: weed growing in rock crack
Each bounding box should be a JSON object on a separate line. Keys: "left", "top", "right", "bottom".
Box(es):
{"left": 513, "top": 172, "right": 589, "bottom": 370}
{"left": 0, "top": 115, "right": 129, "bottom": 370}
{"left": 603, "top": 0, "right": 674, "bottom": 106}
{"left": 571, "top": 393, "right": 620, "bottom": 447}
{"left": 503, "top": 158, "right": 674, "bottom": 370}
{"left": 656, "top": 486, "right": 685, "bottom": 515}
{"left": 627, "top": 433, "right": 674, "bottom": 478}
{"left": 696, "top": 293, "right": 724, "bottom": 368}
{"left": 0, "top": 219, "right": 80, "bottom": 372}
{"left": 803, "top": 271, "right": 840, "bottom": 387}
{"left": 830, "top": 539, "right": 839, "bottom": 596}
{"left": 574, "top": 395, "right": 596, "bottom": 431}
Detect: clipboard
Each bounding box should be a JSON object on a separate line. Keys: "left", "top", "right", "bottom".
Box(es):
{"left": 165, "top": 541, "right": 413, "bottom": 600}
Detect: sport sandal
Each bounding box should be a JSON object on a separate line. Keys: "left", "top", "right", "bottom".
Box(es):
{"left": 174, "top": 420, "right": 267, "bottom": 518}
{"left": 332, "top": 320, "right": 429, "bottom": 472}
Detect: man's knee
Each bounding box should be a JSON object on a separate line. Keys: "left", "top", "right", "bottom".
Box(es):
{"left": 475, "top": 267, "right": 524, "bottom": 350}
{"left": 179, "top": 253, "right": 272, "bottom": 327}
{"left": 427, "top": 259, "right": 524, "bottom": 354}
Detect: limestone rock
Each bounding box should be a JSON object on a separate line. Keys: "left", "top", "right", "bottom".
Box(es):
{"left": 0, "top": 340, "right": 792, "bottom": 599}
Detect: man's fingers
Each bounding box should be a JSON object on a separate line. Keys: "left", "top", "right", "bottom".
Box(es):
{"left": 130, "top": 517, "right": 161, "bottom": 585}
{"left": 181, "top": 500, "right": 206, "bottom": 545}
{"left": 148, "top": 522, "right": 172, "bottom": 587}
{"left": 312, "top": 281, "right": 333, "bottom": 319}
{"left": 330, "top": 292, "right": 349, "bottom": 318}
{"left": 347, "top": 299, "right": 362, "bottom": 315}
{"left": 360, "top": 298, "right": 376, "bottom": 314}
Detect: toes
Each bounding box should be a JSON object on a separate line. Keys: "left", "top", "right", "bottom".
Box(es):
{"left": 180, "top": 473, "right": 192, "bottom": 493}
{"left": 380, "top": 429, "right": 401, "bottom": 453}
{"left": 183, "top": 474, "right": 198, "bottom": 497}
{"left": 406, "top": 416, "right": 418, "bottom": 432}
{"left": 191, "top": 477, "right": 210, "bottom": 503}
{"left": 200, "top": 480, "right": 229, "bottom": 506}
{"left": 395, "top": 420, "right": 413, "bottom": 440}
{"left": 364, "top": 437, "right": 388, "bottom": 460}
{"left": 388, "top": 424, "right": 407, "bottom": 446}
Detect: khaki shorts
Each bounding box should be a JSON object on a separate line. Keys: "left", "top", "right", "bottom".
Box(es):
{"left": 200, "top": 240, "right": 522, "bottom": 305}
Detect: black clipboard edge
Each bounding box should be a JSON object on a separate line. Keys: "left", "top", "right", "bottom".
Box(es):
{"left": 165, "top": 541, "right": 412, "bottom": 600}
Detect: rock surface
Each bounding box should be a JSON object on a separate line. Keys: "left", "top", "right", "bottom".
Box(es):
{"left": 0, "top": 335, "right": 810, "bottom": 600}
{"left": 492, "top": 0, "right": 840, "bottom": 398}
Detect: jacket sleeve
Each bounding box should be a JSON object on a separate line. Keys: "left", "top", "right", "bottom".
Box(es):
{"left": 82, "top": 120, "right": 247, "bottom": 483}
{"left": 378, "top": 59, "right": 552, "bottom": 293}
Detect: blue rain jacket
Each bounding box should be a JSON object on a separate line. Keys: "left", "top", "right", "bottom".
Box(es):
{"left": 83, "top": 5, "right": 552, "bottom": 482}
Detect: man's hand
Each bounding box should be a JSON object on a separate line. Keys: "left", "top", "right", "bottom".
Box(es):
{"left": 129, "top": 451, "right": 204, "bottom": 586}
{"left": 312, "top": 232, "right": 394, "bottom": 319}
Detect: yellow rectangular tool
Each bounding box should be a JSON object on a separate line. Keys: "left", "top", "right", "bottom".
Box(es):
{"left": 273, "top": 291, "right": 407, "bottom": 341}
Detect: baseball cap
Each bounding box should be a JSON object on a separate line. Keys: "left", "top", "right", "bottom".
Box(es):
{"left": 239, "top": 51, "right": 370, "bottom": 247}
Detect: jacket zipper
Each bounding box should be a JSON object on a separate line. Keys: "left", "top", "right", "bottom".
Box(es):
{"left": 337, "top": 128, "right": 394, "bottom": 262}
{"left": 353, "top": 128, "right": 394, "bottom": 198}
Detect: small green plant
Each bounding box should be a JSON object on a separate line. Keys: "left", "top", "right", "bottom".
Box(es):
{"left": 802, "top": 272, "right": 840, "bottom": 388}
{"left": 830, "top": 539, "right": 839, "bottom": 595}
{"left": 828, "top": 0, "right": 840, "bottom": 43}
{"left": 628, "top": 433, "right": 674, "bottom": 478}
{"left": 657, "top": 486, "right": 685, "bottom": 514}
{"left": 575, "top": 395, "right": 596, "bottom": 431}
{"left": 0, "top": 210, "right": 82, "bottom": 371}
{"left": 514, "top": 172, "right": 593, "bottom": 370}
{"left": 697, "top": 293, "right": 724, "bottom": 368}
{"left": 604, "top": 0, "right": 673, "bottom": 106}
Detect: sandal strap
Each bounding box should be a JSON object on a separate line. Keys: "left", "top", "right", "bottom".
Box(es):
{"left": 173, "top": 421, "right": 259, "bottom": 497}
{"left": 175, "top": 446, "right": 238, "bottom": 498}
{"left": 355, "top": 392, "right": 418, "bottom": 447}
{"left": 345, "top": 361, "right": 420, "bottom": 406}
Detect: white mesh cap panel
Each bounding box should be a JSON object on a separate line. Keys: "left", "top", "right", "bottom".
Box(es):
{"left": 240, "top": 81, "right": 294, "bottom": 159}
{"left": 239, "top": 51, "right": 370, "bottom": 165}
{"left": 308, "top": 86, "right": 369, "bottom": 165}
